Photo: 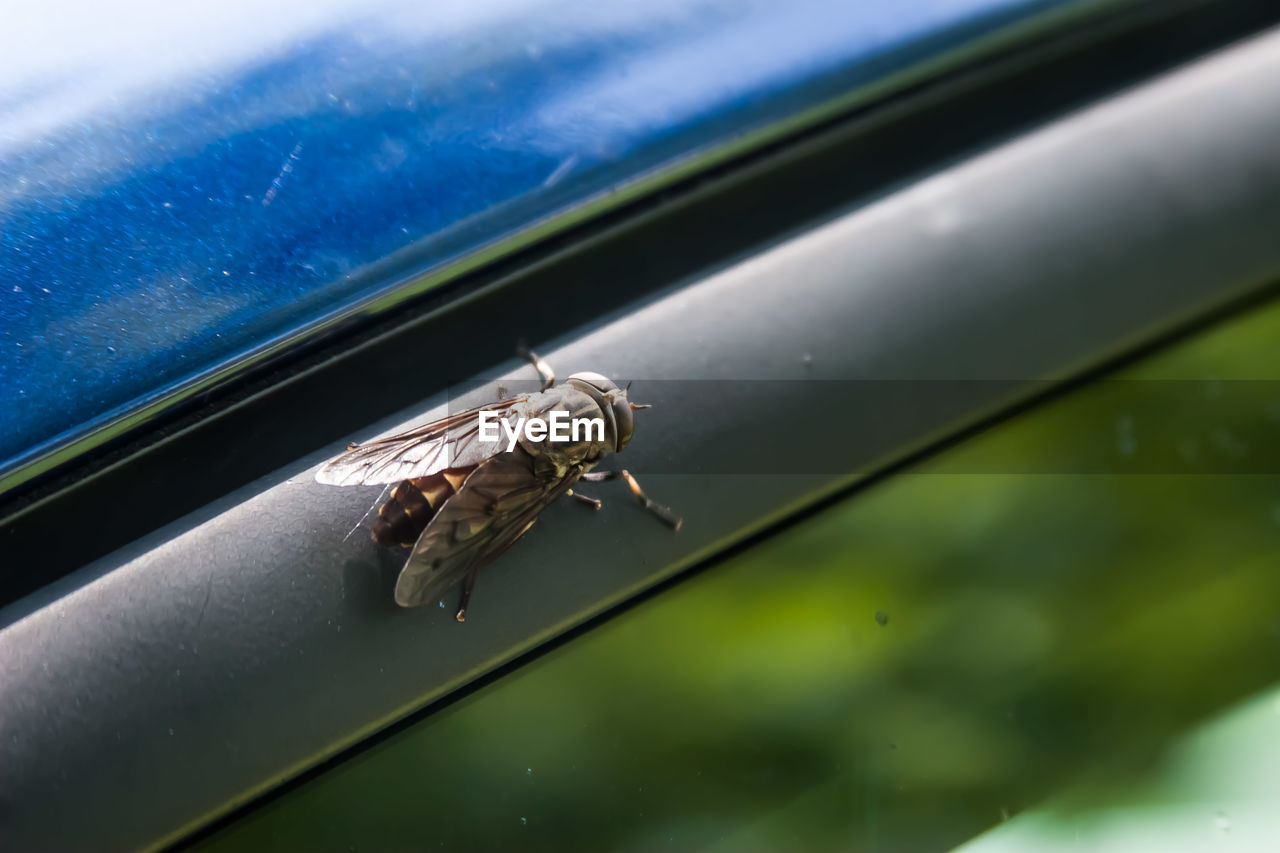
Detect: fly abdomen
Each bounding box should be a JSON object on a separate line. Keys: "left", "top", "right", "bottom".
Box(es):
{"left": 371, "top": 468, "right": 474, "bottom": 547}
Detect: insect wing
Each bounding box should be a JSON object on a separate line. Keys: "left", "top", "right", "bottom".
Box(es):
{"left": 393, "top": 449, "right": 580, "bottom": 607}
{"left": 316, "top": 396, "right": 529, "bottom": 486}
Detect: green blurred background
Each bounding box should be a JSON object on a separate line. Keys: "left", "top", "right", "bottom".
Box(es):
{"left": 198, "top": 296, "right": 1280, "bottom": 852}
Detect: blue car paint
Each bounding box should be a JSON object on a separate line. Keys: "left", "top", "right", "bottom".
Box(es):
{"left": 0, "top": 0, "right": 1069, "bottom": 481}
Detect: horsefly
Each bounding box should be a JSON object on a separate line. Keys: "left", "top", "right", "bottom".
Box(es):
{"left": 315, "top": 349, "right": 680, "bottom": 621}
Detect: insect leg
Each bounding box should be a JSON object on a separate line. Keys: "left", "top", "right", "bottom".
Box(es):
{"left": 455, "top": 566, "right": 481, "bottom": 623}
{"left": 580, "top": 470, "right": 682, "bottom": 530}
{"left": 517, "top": 343, "right": 555, "bottom": 391}
{"left": 565, "top": 489, "right": 603, "bottom": 511}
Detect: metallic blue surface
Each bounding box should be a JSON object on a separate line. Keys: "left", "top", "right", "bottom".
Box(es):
{"left": 0, "top": 0, "right": 1070, "bottom": 481}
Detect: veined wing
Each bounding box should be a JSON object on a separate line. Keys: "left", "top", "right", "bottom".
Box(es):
{"left": 315, "top": 396, "right": 529, "bottom": 486}
{"left": 394, "top": 448, "right": 581, "bottom": 607}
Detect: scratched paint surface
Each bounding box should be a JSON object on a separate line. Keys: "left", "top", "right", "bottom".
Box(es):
{"left": 0, "top": 0, "right": 1066, "bottom": 478}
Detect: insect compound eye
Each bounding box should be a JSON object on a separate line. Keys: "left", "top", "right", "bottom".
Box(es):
{"left": 566, "top": 372, "right": 631, "bottom": 450}
{"left": 611, "top": 396, "right": 634, "bottom": 452}
{"left": 566, "top": 371, "right": 618, "bottom": 395}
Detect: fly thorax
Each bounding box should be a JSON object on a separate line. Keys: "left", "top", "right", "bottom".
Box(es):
{"left": 514, "top": 385, "right": 613, "bottom": 465}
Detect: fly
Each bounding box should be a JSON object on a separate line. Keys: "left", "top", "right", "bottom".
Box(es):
{"left": 315, "top": 349, "right": 681, "bottom": 621}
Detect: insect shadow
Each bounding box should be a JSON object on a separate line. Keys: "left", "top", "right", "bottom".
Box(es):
{"left": 340, "top": 549, "right": 407, "bottom": 617}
